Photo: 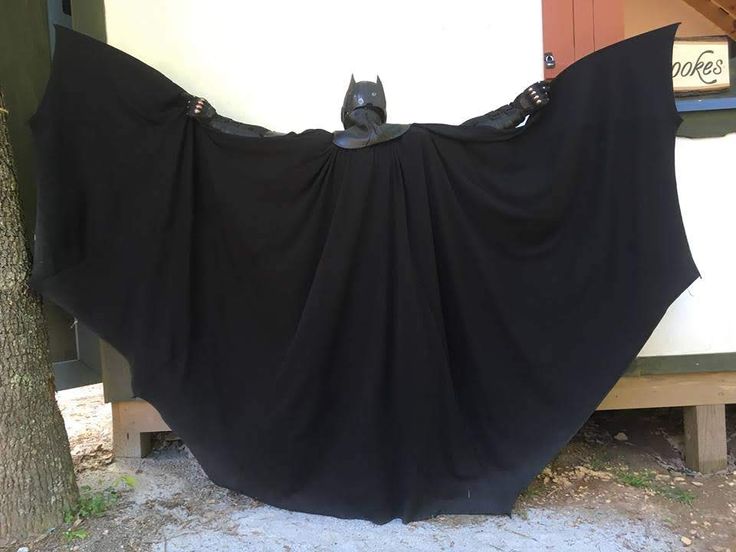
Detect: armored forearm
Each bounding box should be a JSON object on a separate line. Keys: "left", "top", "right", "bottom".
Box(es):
{"left": 462, "top": 81, "right": 550, "bottom": 130}
{"left": 184, "top": 95, "right": 280, "bottom": 137}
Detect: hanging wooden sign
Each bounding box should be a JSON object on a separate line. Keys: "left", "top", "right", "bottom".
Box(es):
{"left": 672, "top": 36, "right": 731, "bottom": 95}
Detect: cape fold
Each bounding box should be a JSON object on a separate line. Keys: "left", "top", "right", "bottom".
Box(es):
{"left": 29, "top": 24, "right": 698, "bottom": 523}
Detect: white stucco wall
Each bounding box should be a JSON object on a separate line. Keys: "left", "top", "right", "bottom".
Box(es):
{"left": 641, "top": 134, "right": 736, "bottom": 356}
{"left": 103, "top": 0, "right": 544, "bottom": 130}
{"left": 103, "top": 0, "right": 735, "bottom": 357}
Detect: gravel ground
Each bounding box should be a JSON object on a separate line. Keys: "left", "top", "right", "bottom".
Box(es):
{"left": 54, "top": 447, "right": 683, "bottom": 552}
{"left": 6, "top": 384, "right": 735, "bottom": 552}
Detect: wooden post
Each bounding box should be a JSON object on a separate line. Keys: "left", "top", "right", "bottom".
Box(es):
{"left": 683, "top": 404, "right": 728, "bottom": 473}
{"left": 111, "top": 400, "right": 170, "bottom": 458}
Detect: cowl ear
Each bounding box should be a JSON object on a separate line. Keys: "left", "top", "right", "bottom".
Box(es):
{"left": 350, "top": 74, "right": 356, "bottom": 86}
{"left": 376, "top": 75, "right": 382, "bottom": 86}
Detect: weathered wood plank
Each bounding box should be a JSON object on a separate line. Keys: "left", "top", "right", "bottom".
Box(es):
{"left": 684, "top": 404, "right": 728, "bottom": 473}
{"left": 111, "top": 400, "right": 169, "bottom": 458}
{"left": 111, "top": 371, "right": 736, "bottom": 458}
{"left": 599, "top": 371, "right": 736, "bottom": 410}
{"left": 682, "top": 0, "right": 736, "bottom": 40}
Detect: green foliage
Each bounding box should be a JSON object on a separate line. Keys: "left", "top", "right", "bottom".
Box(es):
{"left": 656, "top": 485, "right": 696, "bottom": 506}
{"left": 615, "top": 469, "right": 656, "bottom": 488}
{"left": 63, "top": 528, "right": 89, "bottom": 541}
{"left": 119, "top": 473, "right": 138, "bottom": 488}
{"left": 61, "top": 475, "right": 138, "bottom": 540}
{"left": 78, "top": 485, "right": 118, "bottom": 518}
{"left": 614, "top": 468, "right": 696, "bottom": 506}
{"left": 586, "top": 449, "right": 613, "bottom": 471}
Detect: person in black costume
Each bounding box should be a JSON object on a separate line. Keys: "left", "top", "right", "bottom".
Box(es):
{"left": 462, "top": 81, "right": 550, "bottom": 129}
{"left": 185, "top": 94, "right": 284, "bottom": 137}
{"left": 332, "top": 75, "right": 410, "bottom": 149}
{"left": 31, "top": 24, "right": 697, "bottom": 525}
{"left": 184, "top": 77, "right": 550, "bottom": 147}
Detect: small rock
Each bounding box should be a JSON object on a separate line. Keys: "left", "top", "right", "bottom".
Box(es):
{"left": 689, "top": 529, "right": 697, "bottom": 535}
{"left": 674, "top": 477, "right": 686, "bottom": 482}
{"left": 614, "top": 432, "right": 628, "bottom": 441}
{"left": 691, "top": 481, "right": 703, "bottom": 487}
{"left": 680, "top": 536, "right": 692, "bottom": 546}
{"left": 17, "top": 547, "right": 29, "bottom": 552}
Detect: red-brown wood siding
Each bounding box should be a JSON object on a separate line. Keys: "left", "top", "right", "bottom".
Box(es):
{"left": 543, "top": 0, "right": 624, "bottom": 79}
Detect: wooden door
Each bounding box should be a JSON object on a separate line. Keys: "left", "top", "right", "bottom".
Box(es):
{"left": 542, "top": 0, "right": 625, "bottom": 79}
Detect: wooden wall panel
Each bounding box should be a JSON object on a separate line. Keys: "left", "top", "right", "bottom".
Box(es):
{"left": 593, "top": 0, "right": 625, "bottom": 48}
{"left": 543, "top": 0, "right": 576, "bottom": 78}
{"left": 573, "top": 0, "right": 596, "bottom": 57}
{"left": 543, "top": 0, "right": 624, "bottom": 78}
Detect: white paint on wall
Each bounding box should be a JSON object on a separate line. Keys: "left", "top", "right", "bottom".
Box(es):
{"left": 639, "top": 133, "right": 736, "bottom": 356}
{"left": 104, "top": 0, "right": 544, "bottom": 131}
{"left": 103, "top": 0, "right": 734, "bottom": 357}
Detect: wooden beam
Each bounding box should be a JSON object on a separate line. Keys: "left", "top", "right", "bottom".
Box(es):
{"left": 598, "top": 371, "right": 736, "bottom": 410}
{"left": 110, "top": 370, "right": 736, "bottom": 458}
{"left": 716, "top": 1, "right": 736, "bottom": 18}
{"left": 684, "top": 404, "right": 728, "bottom": 473}
{"left": 681, "top": 0, "right": 736, "bottom": 40}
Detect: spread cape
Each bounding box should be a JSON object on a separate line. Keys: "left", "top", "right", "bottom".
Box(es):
{"left": 29, "top": 24, "right": 698, "bottom": 523}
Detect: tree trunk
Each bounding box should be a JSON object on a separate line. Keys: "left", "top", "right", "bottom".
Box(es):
{"left": 0, "top": 89, "right": 78, "bottom": 540}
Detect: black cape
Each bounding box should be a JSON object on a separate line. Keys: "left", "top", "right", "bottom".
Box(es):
{"left": 29, "top": 24, "right": 698, "bottom": 523}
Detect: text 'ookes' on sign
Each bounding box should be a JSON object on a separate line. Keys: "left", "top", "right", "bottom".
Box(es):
{"left": 672, "top": 36, "right": 731, "bottom": 95}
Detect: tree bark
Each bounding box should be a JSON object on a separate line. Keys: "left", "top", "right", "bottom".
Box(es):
{"left": 0, "top": 88, "right": 78, "bottom": 540}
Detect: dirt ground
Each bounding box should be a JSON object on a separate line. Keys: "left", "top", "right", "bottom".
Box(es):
{"left": 5, "top": 384, "right": 735, "bottom": 551}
